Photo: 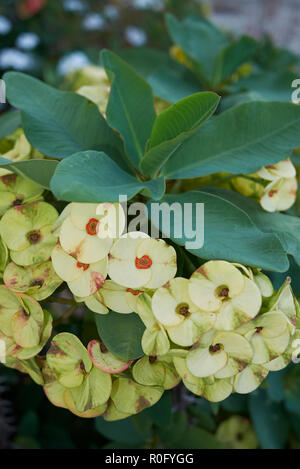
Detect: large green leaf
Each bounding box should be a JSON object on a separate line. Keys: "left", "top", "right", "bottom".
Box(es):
{"left": 166, "top": 14, "right": 228, "bottom": 85}
{"left": 249, "top": 390, "right": 290, "bottom": 449}
{"left": 3, "top": 72, "right": 131, "bottom": 172}
{"left": 202, "top": 187, "right": 300, "bottom": 268}
{"left": 0, "top": 157, "right": 58, "bottom": 189}
{"left": 119, "top": 48, "right": 201, "bottom": 103}
{"left": 230, "top": 70, "right": 298, "bottom": 102}
{"left": 213, "top": 36, "right": 258, "bottom": 87}
{"left": 95, "top": 311, "right": 145, "bottom": 361}
{"left": 50, "top": 150, "right": 165, "bottom": 202}
{"left": 102, "top": 50, "right": 156, "bottom": 167}
{"left": 0, "top": 110, "right": 21, "bottom": 139}
{"left": 150, "top": 92, "right": 219, "bottom": 148}
{"left": 157, "top": 101, "right": 300, "bottom": 179}
{"left": 95, "top": 417, "right": 148, "bottom": 444}
{"left": 147, "top": 191, "right": 288, "bottom": 272}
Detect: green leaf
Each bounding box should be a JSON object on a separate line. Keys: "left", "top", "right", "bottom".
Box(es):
{"left": 147, "top": 191, "right": 289, "bottom": 272}
{"left": 166, "top": 14, "right": 228, "bottom": 85}
{"left": 213, "top": 36, "right": 258, "bottom": 86}
{"left": 95, "top": 416, "right": 148, "bottom": 444}
{"left": 143, "top": 391, "right": 172, "bottom": 428}
{"left": 95, "top": 311, "right": 145, "bottom": 361}
{"left": 0, "top": 110, "right": 21, "bottom": 139}
{"left": 119, "top": 48, "right": 201, "bottom": 102}
{"left": 3, "top": 71, "right": 130, "bottom": 172}
{"left": 283, "top": 366, "right": 300, "bottom": 414}
{"left": 249, "top": 389, "right": 290, "bottom": 449}
{"left": 102, "top": 50, "right": 156, "bottom": 166}
{"left": 159, "top": 101, "right": 300, "bottom": 179}
{"left": 50, "top": 150, "right": 165, "bottom": 202}
{"left": 202, "top": 187, "right": 300, "bottom": 269}
{"left": 230, "top": 70, "right": 298, "bottom": 102}
{"left": 0, "top": 157, "right": 58, "bottom": 189}
{"left": 150, "top": 92, "right": 220, "bottom": 148}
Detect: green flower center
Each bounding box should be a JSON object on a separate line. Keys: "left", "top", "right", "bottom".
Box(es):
{"left": 176, "top": 302, "right": 190, "bottom": 317}
{"left": 215, "top": 285, "right": 229, "bottom": 298}
{"left": 209, "top": 343, "right": 223, "bottom": 354}
{"left": 27, "top": 230, "right": 41, "bottom": 245}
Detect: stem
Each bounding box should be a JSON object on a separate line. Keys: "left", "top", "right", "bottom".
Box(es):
{"left": 54, "top": 304, "right": 78, "bottom": 327}
{"left": 47, "top": 296, "right": 75, "bottom": 305}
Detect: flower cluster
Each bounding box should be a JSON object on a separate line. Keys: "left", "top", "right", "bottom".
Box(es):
{"left": 0, "top": 129, "right": 44, "bottom": 176}
{"left": 0, "top": 193, "right": 299, "bottom": 420}
{"left": 230, "top": 159, "right": 298, "bottom": 212}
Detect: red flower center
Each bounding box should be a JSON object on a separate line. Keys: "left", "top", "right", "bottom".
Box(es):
{"left": 76, "top": 262, "right": 90, "bottom": 271}
{"left": 126, "top": 288, "right": 144, "bottom": 296}
{"left": 135, "top": 255, "right": 152, "bottom": 270}
{"left": 86, "top": 218, "right": 99, "bottom": 236}
{"left": 268, "top": 189, "right": 278, "bottom": 198}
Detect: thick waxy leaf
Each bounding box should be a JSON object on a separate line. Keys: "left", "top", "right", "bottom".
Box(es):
{"left": 0, "top": 111, "right": 21, "bottom": 140}
{"left": 95, "top": 311, "right": 145, "bottom": 361}
{"left": 150, "top": 92, "right": 219, "bottom": 148}
{"left": 213, "top": 36, "right": 258, "bottom": 86}
{"left": 249, "top": 389, "right": 290, "bottom": 449}
{"left": 3, "top": 72, "right": 130, "bottom": 172}
{"left": 230, "top": 70, "right": 298, "bottom": 102}
{"left": 147, "top": 191, "right": 288, "bottom": 272}
{"left": 203, "top": 187, "right": 300, "bottom": 268}
{"left": 50, "top": 150, "right": 165, "bottom": 202}
{"left": 151, "top": 101, "right": 300, "bottom": 179}
{"left": 166, "top": 14, "right": 228, "bottom": 85}
{"left": 119, "top": 48, "right": 201, "bottom": 103}
{"left": 102, "top": 50, "right": 156, "bottom": 166}
{"left": 0, "top": 157, "right": 58, "bottom": 189}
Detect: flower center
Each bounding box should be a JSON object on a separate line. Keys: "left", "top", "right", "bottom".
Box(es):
{"left": 100, "top": 342, "right": 108, "bottom": 353}
{"left": 176, "top": 302, "right": 190, "bottom": 317}
{"left": 255, "top": 326, "right": 263, "bottom": 334}
{"left": 126, "top": 288, "right": 144, "bottom": 296}
{"left": 86, "top": 218, "right": 99, "bottom": 236}
{"left": 135, "top": 255, "right": 152, "bottom": 270}
{"left": 268, "top": 189, "right": 278, "bottom": 198}
{"left": 13, "top": 198, "right": 23, "bottom": 206}
{"left": 209, "top": 343, "right": 223, "bottom": 354}
{"left": 30, "top": 278, "right": 44, "bottom": 287}
{"left": 76, "top": 261, "right": 90, "bottom": 271}
{"left": 215, "top": 285, "right": 229, "bottom": 298}
{"left": 27, "top": 230, "right": 41, "bottom": 245}
{"left": 149, "top": 356, "right": 157, "bottom": 364}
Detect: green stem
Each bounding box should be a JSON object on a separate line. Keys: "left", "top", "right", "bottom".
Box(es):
{"left": 47, "top": 296, "right": 75, "bottom": 305}
{"left": 54, "top": 304, "right": 78, "bottom": 327}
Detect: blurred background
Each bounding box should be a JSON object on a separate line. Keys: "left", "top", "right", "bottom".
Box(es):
{"left": 1, "top": 0, "right": 300, "bottom": 450}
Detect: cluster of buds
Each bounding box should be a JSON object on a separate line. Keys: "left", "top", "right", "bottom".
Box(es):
{"left": 0, "top": 129, "right": 44, "bottom": 177}
{"left": 230, "top": 159, "right": 298, "bottom": 213}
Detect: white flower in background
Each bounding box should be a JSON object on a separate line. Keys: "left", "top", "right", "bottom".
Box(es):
{"left": 57, "top": 51, "right": 90, "bottom": 76}
{"left": 0, "top": 16, "right": 12, "bottom": 35}
{"left": 16, "top": 33, "right": 40, "bottom": 51}
{"left": 0, "top": 49, "right": 35, "bottom": 71}
{"left": 63, "top": 0, "right": 87, "bottom": 12}
{"left": 108, "top": 236, "right": 177, "bottom": 289}
{"left": 125, "top": 26, "right": 147, "bottom": 47}
{"left": 133, "top": 0, "right": 164, "bottom": 11}
{"left": 82, "top": 13, "right": 105, "bottom": 31}
{"left": 104, "top": 5, "right": 119, "bottom": 20}
{"left": 256, "top": 159, "right": 298, "bottom": 212}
